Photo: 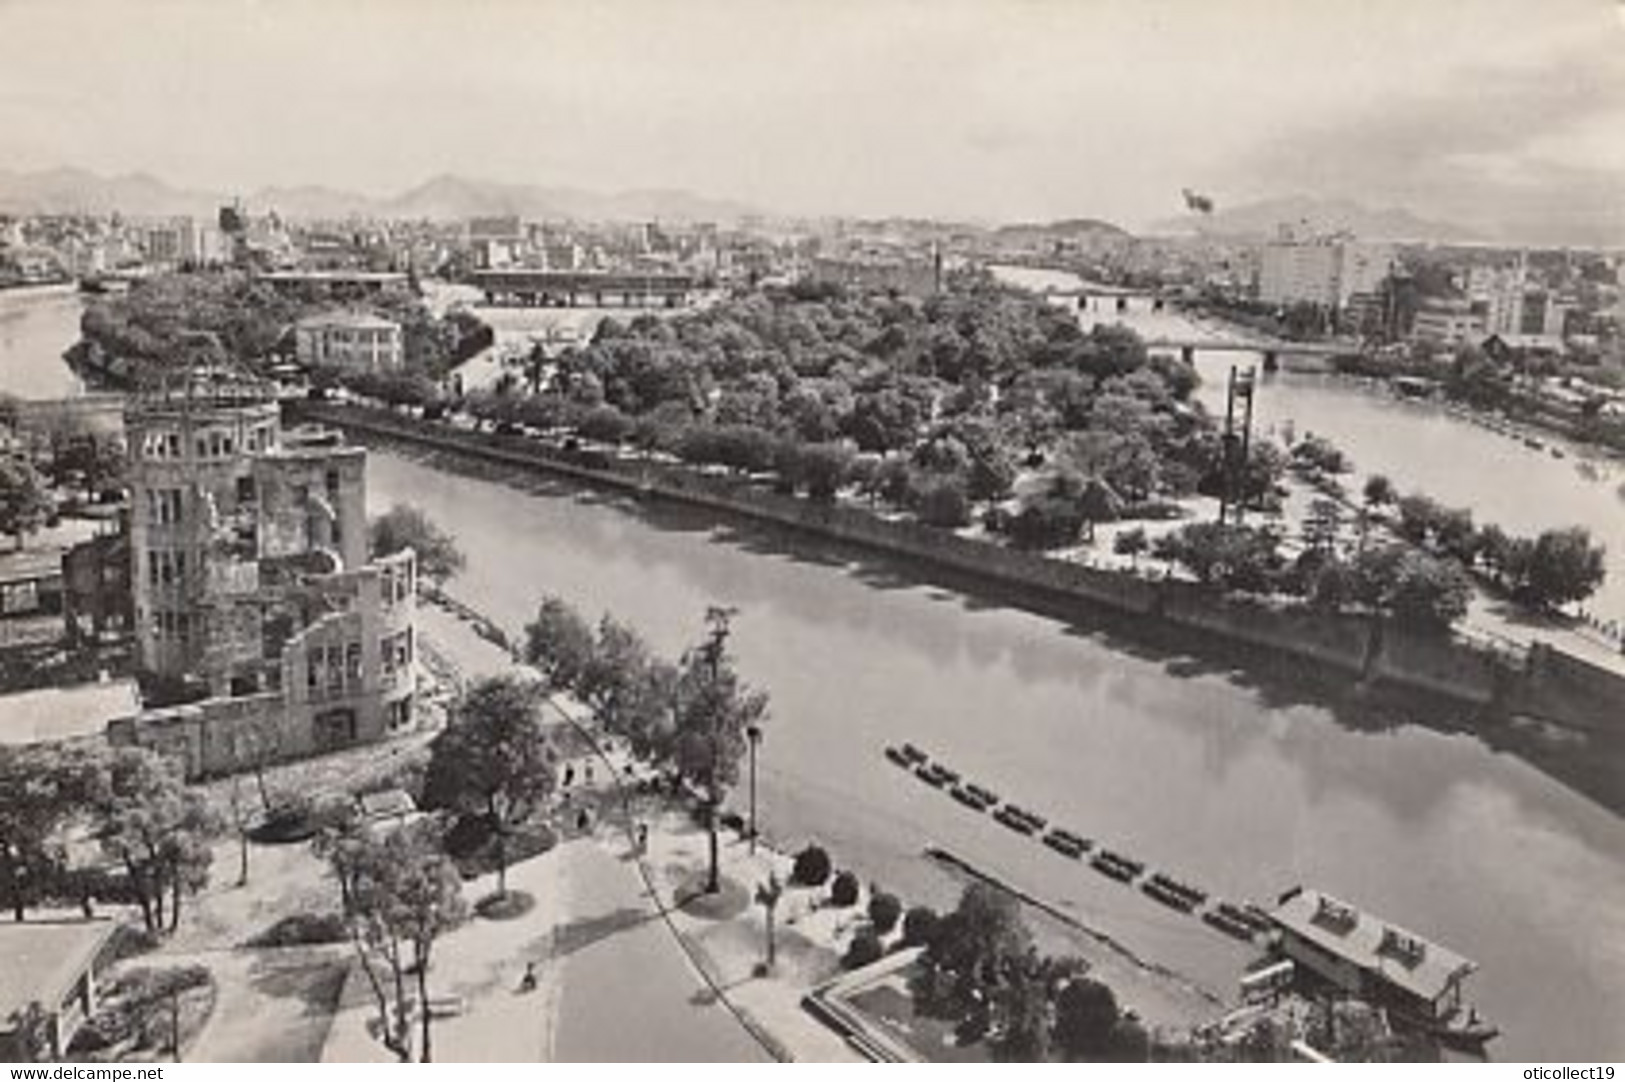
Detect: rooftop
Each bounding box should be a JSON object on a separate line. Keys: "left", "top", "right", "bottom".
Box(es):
{"left": 0, "top": 547, "right": 63, "bottom": 584}
{"left": 1272, "top": 888, "right": 1476, "bottom": 1004}
{"left": 0, "top": 919, "right": 116, "bottom": 1024}
{"left": 296, "top": 310, "right": 401, "bottom": 331}
{"left": 0, "top": 678, "right": 141, "bottom": 747}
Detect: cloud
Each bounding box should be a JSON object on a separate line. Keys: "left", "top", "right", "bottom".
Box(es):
{"left": 1236, "top": 38, "right": 1625, "bottom": 243}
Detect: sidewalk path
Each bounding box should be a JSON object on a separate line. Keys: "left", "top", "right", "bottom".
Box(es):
{"left": 553, "top": 839, "right": 770, "bottom": 1062}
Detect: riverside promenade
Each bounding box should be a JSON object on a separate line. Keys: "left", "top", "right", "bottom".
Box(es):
{"left": 316, "top": 601, "right": 776, "bottom": 1063}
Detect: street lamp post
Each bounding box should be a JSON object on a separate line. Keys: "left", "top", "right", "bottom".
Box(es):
{"left": 746, "top": 723, "right": 762, "bottom": 855}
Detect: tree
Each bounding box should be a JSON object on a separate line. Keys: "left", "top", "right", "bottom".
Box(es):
{"left": 1053, "top": 977, "right": 1120, "bottom": 1059}
{"left": 421, "top": 676, "right": 554, "bottom": 897}
{"left": 368, "top": 503, "right": 465, "bottom": 589}
{"left": 1154, "top": 522, "right": 1284, "bottom": 594}
{"left": 46, "top": 421, "right": 126, "bottom": 501}
{"left": 1522, "top": 527, "right": 1607, "bottom": 609}
{"left": 670, "top": 607, "right": 768, "bottom": 894}
{"left": 868, "top": 889, "right": 903, "bottom": 935}
{"left": 1113, "top": 526, "right": 1149, "bottom": 568}
{"left": 523, "top": 596, "right": 597, "bottom": 693}
{"left": 1363, "top": 474, "right": 1396, "bottom": 510}
{"left": 337, "top": 820, "right": 467, "bottom": 1062}
{"left": 1302, "top": 498, "right": 1343, "bottom": 555}
{"left": 1354, "top": 545, "right": 1472, "bottom": 631}
{"left": 0, "top": 457, "right": 52, "bottom": 551}
{"left": 0, "top": 746, "right": 91, "bottom": 921}
{"left": 912, "top": 473, "right": 973, "bottom": 528}
{"left": 5, "top": 1001, "right": 51, "bottom": 1062}
{"left": 992, "top": 965, "right": 1052, "bottom": 1062}
{"left": 1077, "top": 477, "right": 1124, "bottom": 542}
{"left": 911, "top": 882, "right": 1033, "bottom": 1024}
{"left": 88, "top": 747, "right": 221, "bottom": 935}
{"left": 578, "top": 616, "right": 675, "bottom": 756}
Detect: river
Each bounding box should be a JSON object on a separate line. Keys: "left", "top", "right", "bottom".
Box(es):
{"left": 362, "top": 446, "right": 1625, "bottom": 1061}
{"left": 4, "top": 286, "right": 1624, "bottom": 1060}
{"left": 0, "top": 285, "right": 85, "bottom": 399}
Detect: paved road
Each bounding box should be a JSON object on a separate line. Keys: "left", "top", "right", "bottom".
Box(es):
{"left": 553, "top": 841, "right": 770, "bottom": 1062}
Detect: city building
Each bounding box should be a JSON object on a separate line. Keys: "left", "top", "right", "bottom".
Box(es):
{"left": 114, "top": 375, "right": 417, "bottom": 778}
{"left": 1410, "top": 299, "right": 1486, "bottom": 344}
{"left": 1465, "top": 256, "right": 1527, "bottom": 336}
{"left": 1257, "top": 231, "right": 1396, "bottom": 310}
{"left": 294, "top": 311, "right": 404, "bottom": 371}
{"left": 808, "top": 250, "right": 942, "bottom": 296}
{"left": 468, "top": 215, "right": 526, "bottom": 269}
{"left": 141, "top": 217, "right": 227, "bottom": 268}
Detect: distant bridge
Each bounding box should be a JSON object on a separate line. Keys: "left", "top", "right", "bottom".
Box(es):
{"left": 1142, "top": 337, "right": 1351, "bottom": 371}
{"left": 469, "top": 269, "right": 703, "bottom": 308}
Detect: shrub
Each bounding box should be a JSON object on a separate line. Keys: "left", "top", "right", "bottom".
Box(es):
{"left": 842, "top": 929, "right": 886, "bottom": 970}
{"left": 911, "top": 474, "right": 972, "bottom": 528}
{"left": 830, "top": 869, "right": 860, "bottom": 908}
{"left": 868, "top": 890, "right": 903, "bottom": 935}
{"left": 901, "top": 905, "right": 939, "bottom": 947}
{"left": 791, "top": 844, "right": 832, "bottom": 887}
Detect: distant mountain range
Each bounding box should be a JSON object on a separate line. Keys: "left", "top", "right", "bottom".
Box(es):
{"left": 991, "top": 218, "right": 1132, "bottom": 243}
{"left": 0, "top": 168, "right": 760, "bottom": 223}
{"left": 1148, "top": 195, "right": 1481, "bottom": 243}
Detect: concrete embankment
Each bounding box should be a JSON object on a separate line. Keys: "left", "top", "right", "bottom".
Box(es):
{"left": 294, "top": 402, "right": 1625, "bottom": 738}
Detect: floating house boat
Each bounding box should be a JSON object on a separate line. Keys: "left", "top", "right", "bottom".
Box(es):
{"left": 1269, "top": 887, "right": 1497, "bottom": 1048}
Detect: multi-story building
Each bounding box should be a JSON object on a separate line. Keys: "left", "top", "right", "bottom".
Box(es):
{"left": 294, "top": 311, "right": 404, "bottom": 371}
{"left": 1465, "top": 256, "right": 1527, "bottom": 336}
{"left": 1257, "top": 231, "right": 1396, "bottom": 310}
{"left": 808, "top": 250, "right": 942, "bottom": 296}
{"left": 115, "top": 375, "right": 416, "bottom": 777}
{"left": 1410, "top": 299, "right": 1486, "bottom": 344}
{"left": 468, "top": 215, "right": 525, "bottom": 269}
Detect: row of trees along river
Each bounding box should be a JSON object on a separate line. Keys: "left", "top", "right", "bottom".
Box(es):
{"left": 1, "top": 281, "right": 1622, "bottom": 1060}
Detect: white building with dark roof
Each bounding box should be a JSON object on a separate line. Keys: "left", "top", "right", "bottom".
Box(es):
{"left": 294, "top": 311, "right": 404, "bottom": 371}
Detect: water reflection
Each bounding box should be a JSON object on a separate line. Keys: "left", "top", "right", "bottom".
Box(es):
{"left": 368, "top": 442, "right": 1625, "bottom": 1060}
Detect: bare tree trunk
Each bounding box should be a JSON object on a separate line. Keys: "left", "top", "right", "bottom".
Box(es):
{"left": 350, "top": 927, "right": 408, "bottom": 1061}
{"left": 415, "top": 948, "right": 433, "bottom": 1064}
{"left": 706, "top": 795, "right": 721, "bottom": 894}
{"left": 388, "top": 943, "right": 411, "bottom": 1060}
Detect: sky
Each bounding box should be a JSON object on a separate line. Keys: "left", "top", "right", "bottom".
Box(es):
{"left": 1, "top": 0, "right": 1622, "bottom": 239}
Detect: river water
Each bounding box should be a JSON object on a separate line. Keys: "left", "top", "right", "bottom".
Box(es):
{"left": 0, "top": 286, "right": 85, "bottom": 399}
{"left": 4, "top": 286, "right": 1623, "bottom": 1059}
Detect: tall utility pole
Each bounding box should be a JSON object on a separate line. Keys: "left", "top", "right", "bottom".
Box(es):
{"left": 701, "top": 605, "right": 738, "bottom": 895}
{"left": 1218, "top": 365, "right": 1257, "bottom": 525}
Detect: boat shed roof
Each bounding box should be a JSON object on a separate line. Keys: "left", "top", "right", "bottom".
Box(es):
{"left": 1272, "top": 888, "right": 1476, "bottom": 1004}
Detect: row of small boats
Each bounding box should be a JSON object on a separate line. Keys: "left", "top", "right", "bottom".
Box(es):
{"left": 887, "top": 743, "right": 1271, "bottom": 944}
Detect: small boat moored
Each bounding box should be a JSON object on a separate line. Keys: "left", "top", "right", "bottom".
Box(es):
{"left": 949, "top": 782, "right": 1000, "bottom": 812}
{"left": 1091, "top": 849, "right": 1145, "bottom": 883}
{"left": 914, "top": 761, "right": 959, "bottom": 788}
{"left": 993, "top": 804, "right": 1046, "bottom": 835}
{"left": 1041, "top": 828, "right": 1090, "bottom": 859}
{"left": 1143, "top": 872, "right": 1207, "bottom": 912}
